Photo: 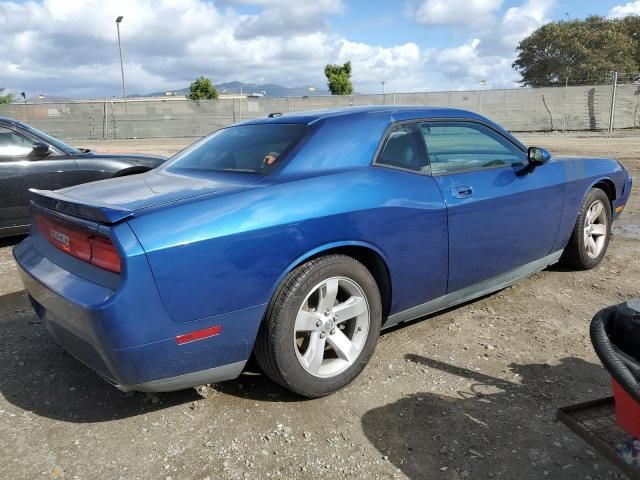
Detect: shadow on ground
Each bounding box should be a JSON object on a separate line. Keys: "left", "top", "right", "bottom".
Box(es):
{"left": 0, "top": 291, "right": 201, "bottom": 422}
{"left": 213, "top": 368, "right": 301, "bottom": 403}
{"left": 361, "top": 354, "right": 614, "bottom": 479}
{"left": 0, "top": 235, "right": 25, "bottom": 248}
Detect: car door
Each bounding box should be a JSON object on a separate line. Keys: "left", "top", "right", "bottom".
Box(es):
{"left": 373, "top": 122, "right": 449, "bottom": 312}
{"left": 423, "top": 120, "right": 565, "bottom": 293}
{"left": 0, "top": 125, "right": 80, "bottom": 231}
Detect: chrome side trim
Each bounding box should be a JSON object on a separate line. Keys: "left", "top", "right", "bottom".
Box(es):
{"left": 116, "top": 360, "right": 247, "bottom": 393}
{"left": 383, "top": 250, "right": 563, "bottom": 330}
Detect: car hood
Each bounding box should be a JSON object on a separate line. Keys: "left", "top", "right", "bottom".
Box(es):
{"left": 84, "top": 152, "right": 164, "bottom": 160}
{"left": 552, "top": 155, "right": 609, "bottom": 161}
{"left": 56, "top": 169, "right": 264, "bottom": 212}
{"left": 78, "top": 152, "right": 166, "bottom": 167}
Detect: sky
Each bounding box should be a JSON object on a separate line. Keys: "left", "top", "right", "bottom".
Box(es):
{"left": 0, "top": 0, "right": 639, "bottom": 99}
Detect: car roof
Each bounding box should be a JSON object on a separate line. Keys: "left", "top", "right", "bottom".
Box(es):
{"left": 239, "top": 105, "right": 489, "bottom": 126}
{"left": 237, "top": 105, "right": 525, "bottom": 153}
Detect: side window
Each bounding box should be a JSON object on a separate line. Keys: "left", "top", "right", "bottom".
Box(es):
{"left": 0, "top": 127, "right": 33, "bottom": 157}
{"left": 420, "top": 122, "right": 526, "bottom": 175}
{"left": 376, "top": 123, "right": 428, "bottom": 172}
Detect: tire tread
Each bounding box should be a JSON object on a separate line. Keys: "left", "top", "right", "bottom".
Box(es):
{"left": 560, "top": 188, "right": 611, "bottom": 270}
{"left": 254, "top": 254, "right": 381, "bottom": 397}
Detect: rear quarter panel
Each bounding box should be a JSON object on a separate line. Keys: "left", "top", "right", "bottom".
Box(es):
{"left": 553, "top": 157, "right": 628, "bottom": 251}
{"left": 127, "top": 167, "right": 448, "bottom": 324}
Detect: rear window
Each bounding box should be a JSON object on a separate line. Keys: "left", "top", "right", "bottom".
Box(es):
{"left": 167, "top": 124, "right": 309, "bottom": 175}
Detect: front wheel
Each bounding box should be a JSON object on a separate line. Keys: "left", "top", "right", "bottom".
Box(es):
{"left": 560, "top": 188, "right": 612, "bottom": 270}
{"left": 254, "top": 255, "right": 382, "bottom": 398}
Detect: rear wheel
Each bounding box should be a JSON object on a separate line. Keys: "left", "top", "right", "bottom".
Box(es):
{"left": 254, "top": 255, "right": 382, "bottom": 398}
{"left": 560, "top": 188, "right": 612, "bottom": 270}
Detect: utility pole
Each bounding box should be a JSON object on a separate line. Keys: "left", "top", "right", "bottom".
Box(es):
{"left": 115, "top": 16, "right": 127, "bottom": 106}
{"left": 376, "top": 64, "right": 385, "bottom": 95}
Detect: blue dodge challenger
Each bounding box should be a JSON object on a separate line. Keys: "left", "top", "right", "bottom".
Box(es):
{"left": 14, "top": 106, "right": 633, "bottom": 397}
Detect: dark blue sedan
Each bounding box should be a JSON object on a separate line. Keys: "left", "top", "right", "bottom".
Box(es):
{"left": 13, "top": 106, "right": 633, "bottom": 397}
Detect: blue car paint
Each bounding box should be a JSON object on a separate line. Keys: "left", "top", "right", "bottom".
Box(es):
{"left": 15, "top": 220, "right": 262, "bottom": 388}
{"left": 435, "top": 161, "right": 566, "bottom": 292}
{"left": 552, "top": 158, "right": 629, "bottom": 251}
{"left": 13, "top": 106, "right": 633, "bottom": 391}
{"left": 56, "top": 168, "right": 265, "bottom": 213}
{"left": 128, "top": 168, "right": 448, "bottom": 322}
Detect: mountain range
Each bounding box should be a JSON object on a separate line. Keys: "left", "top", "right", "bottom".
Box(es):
{"left": 19, "top": 81, "right": 332, "bottom": 102}
{"left": 136, "top": 81, "right": 330, "bottom": 98}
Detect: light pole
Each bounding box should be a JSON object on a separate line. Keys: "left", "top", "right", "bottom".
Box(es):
{"left": 115, "top": 16, "right": 127, "bottom": 104}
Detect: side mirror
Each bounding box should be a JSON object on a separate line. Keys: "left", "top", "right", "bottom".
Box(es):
{"left": 31, "top": 141, "right": 50, "bottom": 157}
{"left": 527, "top": 146, "right": 551, "bottom": 166}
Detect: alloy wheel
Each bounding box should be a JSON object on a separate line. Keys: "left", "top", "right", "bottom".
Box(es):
{"left": 293, "top": 276, "right": 370, "bottom": 378}
{"left": 583, "top": 200, "right": 608, "bottom": 258}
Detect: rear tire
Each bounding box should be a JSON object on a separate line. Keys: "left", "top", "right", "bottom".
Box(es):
{"left": 560, "top": 188, "right": 612, "bottom": 270}
{"left": 254, "top": 255, "right": 382, "bottom": 398}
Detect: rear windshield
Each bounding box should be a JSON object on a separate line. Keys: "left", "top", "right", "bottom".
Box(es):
{"left": 166, "top": 123, "right": 309, "bottom": 175}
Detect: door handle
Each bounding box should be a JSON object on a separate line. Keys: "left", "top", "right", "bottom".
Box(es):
{"left": 451, "top": 185, "right": 473, "bottom": 199}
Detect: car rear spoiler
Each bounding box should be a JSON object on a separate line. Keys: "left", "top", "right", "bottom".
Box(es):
{"left": 29, "top": 189, "right": 134, "bottom": 225}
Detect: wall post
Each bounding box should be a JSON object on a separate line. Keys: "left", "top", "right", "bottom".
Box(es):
{"left": 608, "top": 71, "right": 618, "bottom": 133}
{"left": 562, "top": 76, "right": 569, "bottom": 132}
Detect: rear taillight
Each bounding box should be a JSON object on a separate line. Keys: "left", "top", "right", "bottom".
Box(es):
{"left": 88, "top": 236, "right": 121, "bottom": 273}
{"left": 36, "top": 214, "right": 121, "bottom": 273}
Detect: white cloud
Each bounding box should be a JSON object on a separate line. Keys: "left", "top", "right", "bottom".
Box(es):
{"left": 0, "top": 0, "right": 556, "bottom": 98}
{"left": 0, "top": 0, "right": 346, "bottom": 97}
{"left": 424, "top": 0, "right": 554, "bottom": 89}
{"left": 607, "top": 1, "right": 640, "bottom": 18}
{"left": 479, "top": 0, "right": 554, "bottom": 55}
{"left": 426, "top": 38, "right": 511, "bottom": 88}
{"left": 0, "top": 0, "right": 429, "bottom": 97}
{"left": 337, "top": 40, "right": 424, "bottom": 92}
{"left": 412, "top": 0, "right": 503, "bottom": 26}
{"left": 234, "top": 0, "right": 345, "bottom": 38}
{"left": 501, "top": 0, "right": 554, "bottom": 45}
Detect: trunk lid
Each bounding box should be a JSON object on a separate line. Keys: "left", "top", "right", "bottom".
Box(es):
{"left": 32, "top": 170, "right": 263, "bottom": 224}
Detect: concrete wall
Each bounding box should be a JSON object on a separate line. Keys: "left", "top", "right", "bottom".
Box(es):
{"left": 1, "top": 84, "right": 639, "bottom": 140}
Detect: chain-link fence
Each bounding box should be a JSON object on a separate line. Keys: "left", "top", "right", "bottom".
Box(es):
{"left": 1, "top": 73, "right": 639, "bottom": 140}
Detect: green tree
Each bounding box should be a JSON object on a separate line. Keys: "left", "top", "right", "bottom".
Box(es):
{"left": 619, "top": 15, "right": 640, "bottom": 65}
{"left": 324, "top": 61, "right": 353, "bottom": 95}
{"left": 513, "top": 16, "right": 639, "bottom": 87}
{"left": 0, "top": 87, "right": 16, "bottom": 104}
{"left": 187, "top": 76, "right": 218, "bottom": 100}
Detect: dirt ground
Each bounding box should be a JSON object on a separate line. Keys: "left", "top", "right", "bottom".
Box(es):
{"left": 0, "top": 132, "right": 639, "bottom": 480}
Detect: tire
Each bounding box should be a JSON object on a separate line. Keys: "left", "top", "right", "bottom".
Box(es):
{"left": 254, "top": 255, "right": 382, "bottom": 398}
{"left": 560, "top": 188, "right": 612, "bottom": 270}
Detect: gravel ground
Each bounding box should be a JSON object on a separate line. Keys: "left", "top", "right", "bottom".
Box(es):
{"left": 0, "top": 132, "right": 639, "bottom": 480}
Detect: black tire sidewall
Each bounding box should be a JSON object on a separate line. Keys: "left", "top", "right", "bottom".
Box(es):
{"left": 574, "top": 188, "right": 612, "bottom": 269}
{"left": 267, "top": 256, "right": 382, "bottom": 397}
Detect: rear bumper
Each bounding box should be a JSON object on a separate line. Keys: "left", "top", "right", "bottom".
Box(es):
{"left": 13, "top": 230, "right": 264, "bottom": 392}
{"left": 117, "top": 361, "right": 246, "bottom": 393}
